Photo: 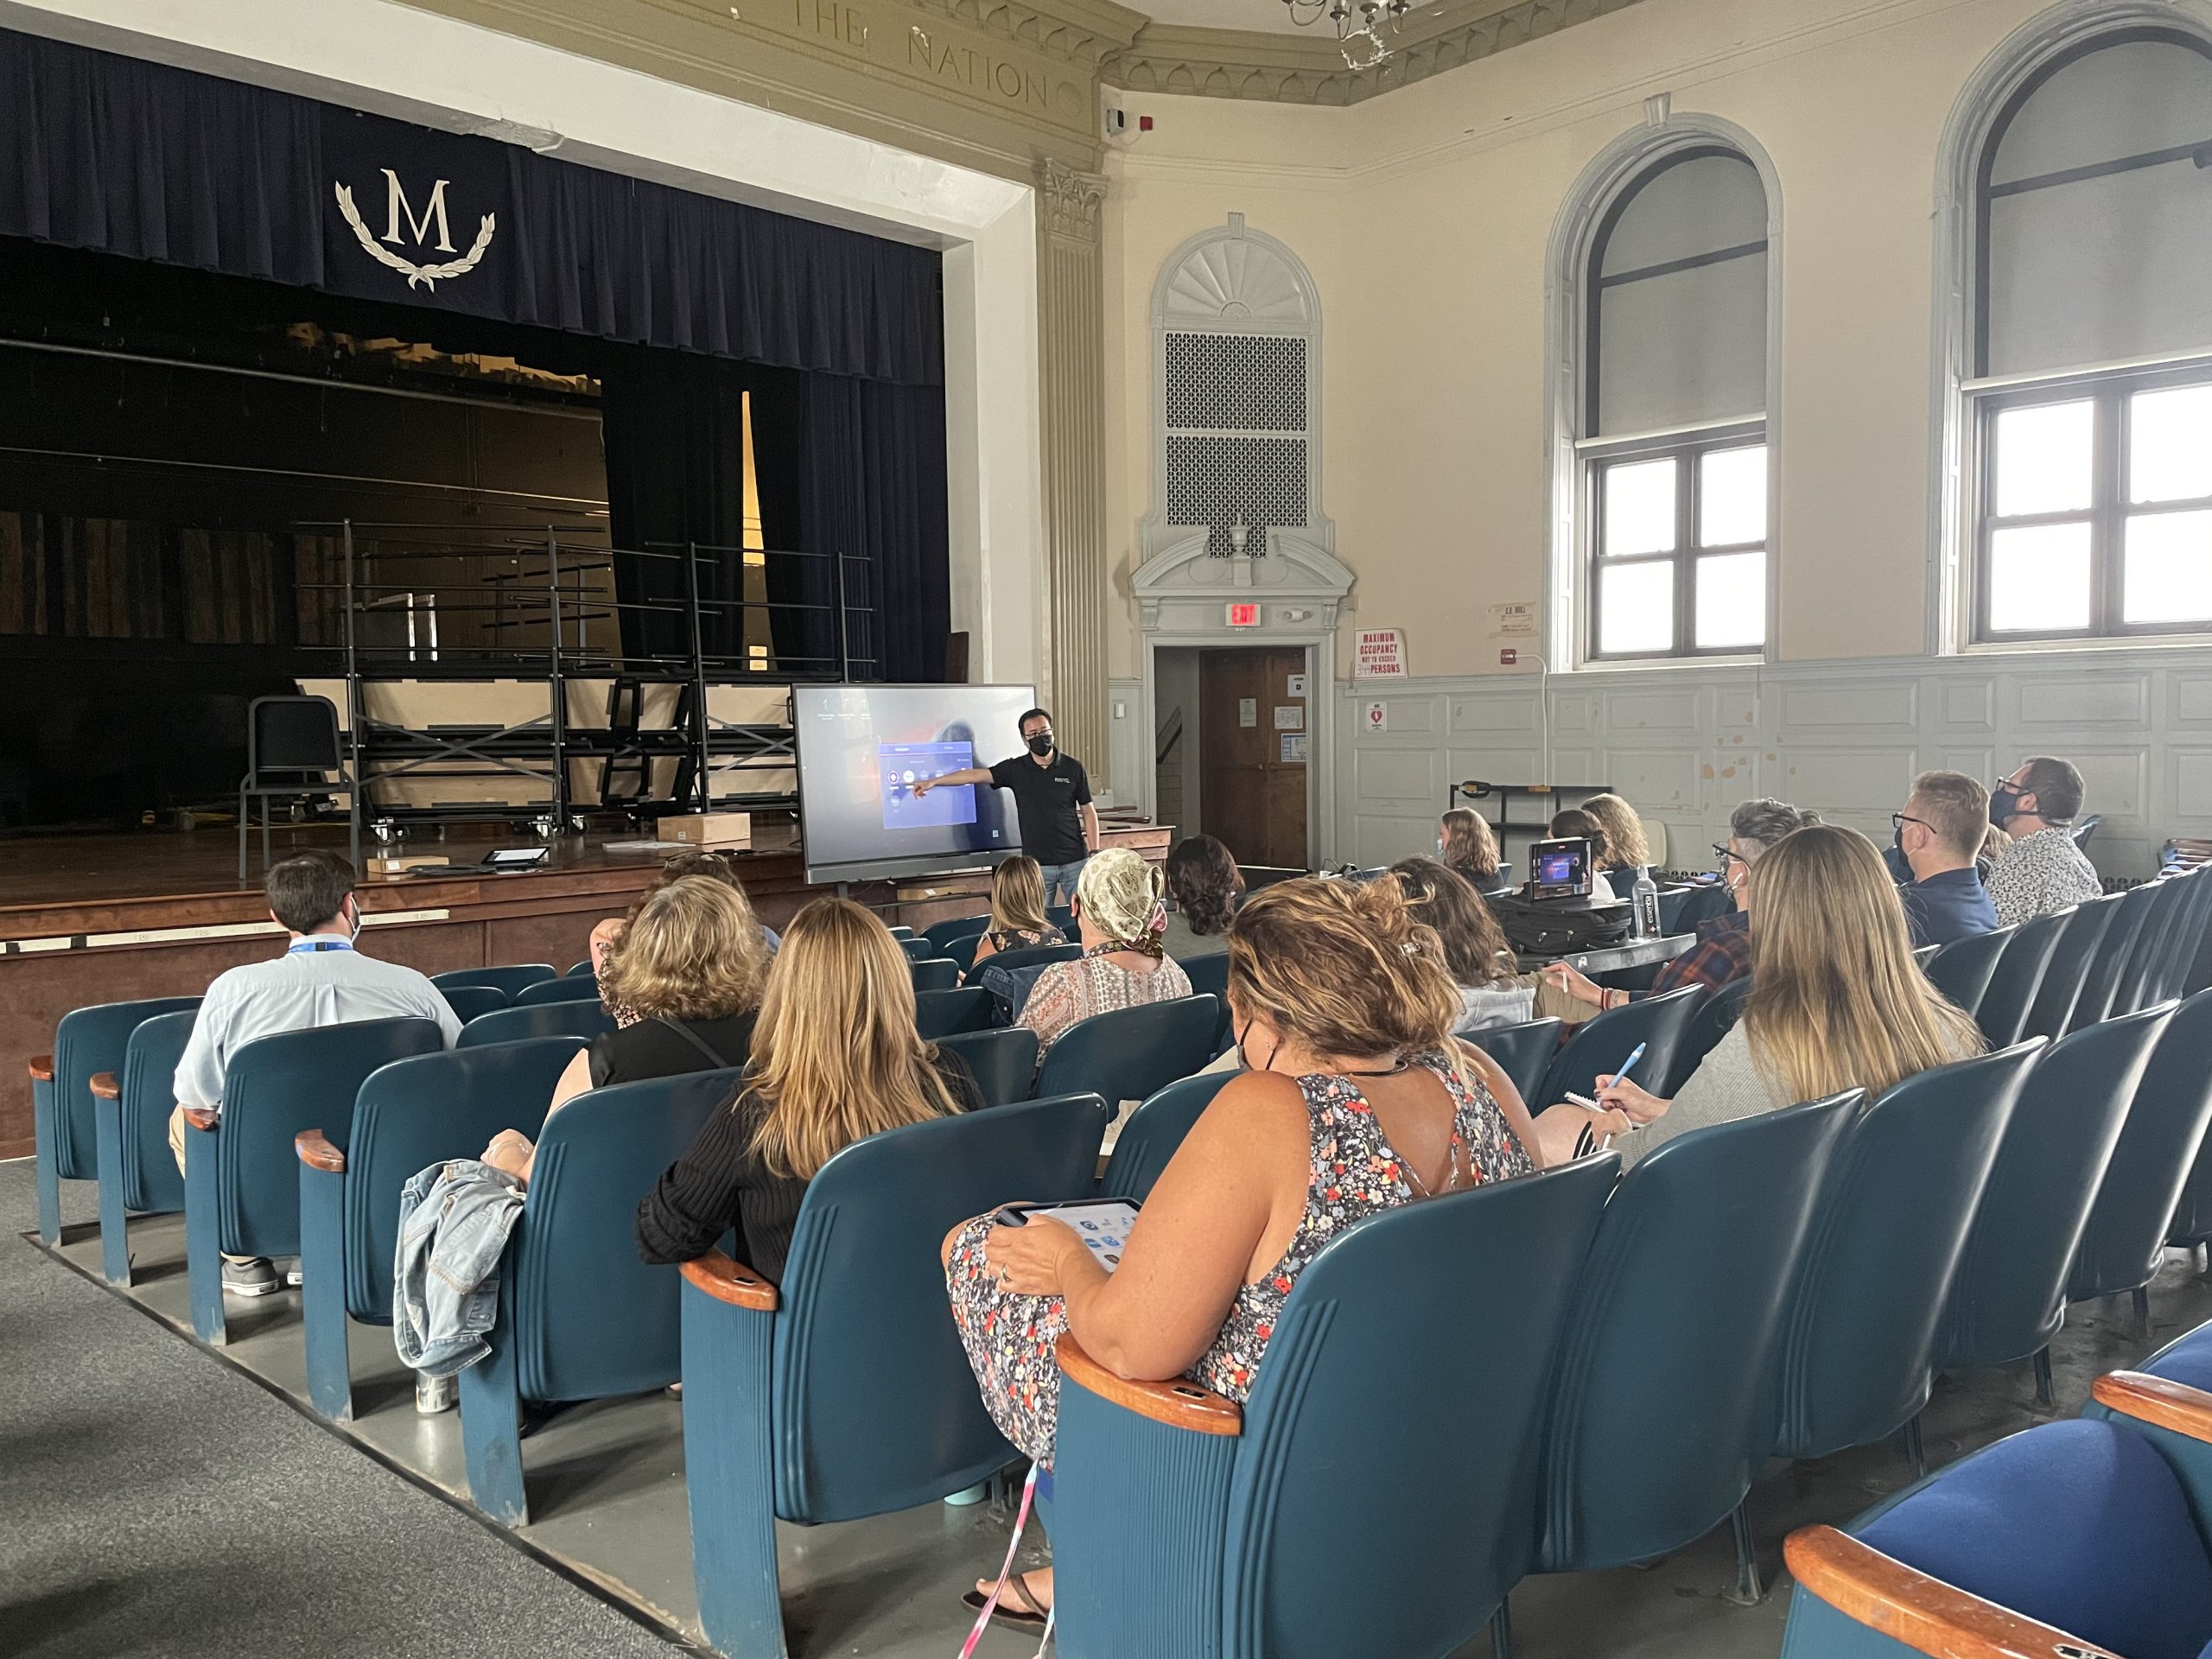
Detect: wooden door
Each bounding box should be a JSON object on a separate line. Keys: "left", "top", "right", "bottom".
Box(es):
{"left": 1199, "top": 647, "right": 1309, "bottom": 868}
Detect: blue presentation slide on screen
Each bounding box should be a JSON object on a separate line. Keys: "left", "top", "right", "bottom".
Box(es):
{"left": 880, "top": 741, "right": 977, "bottom": 830}
{"left": 792, "top": 683, "right": 1033, "bottom": 882}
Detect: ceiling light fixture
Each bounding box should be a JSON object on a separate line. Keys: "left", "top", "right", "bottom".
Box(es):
{"left": 1281, "top": 0, "right": 1411, "bottom": 70}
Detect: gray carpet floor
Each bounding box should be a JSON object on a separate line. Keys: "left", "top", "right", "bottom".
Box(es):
{"left": 0, "top": 1163, "right": 690, "bottom": 1659}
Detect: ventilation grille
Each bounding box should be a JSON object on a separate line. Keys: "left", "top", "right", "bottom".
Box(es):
{"left": 1165, "top": 334, "right": 1306, "bottom": 430}
{"left": 1163, "top": 331, "right": 1310, "bottom": 557}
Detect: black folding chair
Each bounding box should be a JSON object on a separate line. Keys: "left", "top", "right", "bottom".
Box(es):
{"left": 238, "top": 696, "right": 358, "bottom": 880}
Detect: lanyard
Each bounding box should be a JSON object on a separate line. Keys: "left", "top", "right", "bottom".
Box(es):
{"left": 288, "top": 938, "right": 355, "bottom": 954}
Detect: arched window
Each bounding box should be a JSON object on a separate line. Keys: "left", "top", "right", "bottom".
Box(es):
{"left": 1968, "top": 28, "right": 2212, "bottom": 640}
{"left": 1576, "top": 146, "right": 1771, "bottom": 660}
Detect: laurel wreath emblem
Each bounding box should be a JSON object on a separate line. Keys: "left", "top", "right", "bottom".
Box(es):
{"left": 333, "top": 182, "right": 496, "bottom": 290}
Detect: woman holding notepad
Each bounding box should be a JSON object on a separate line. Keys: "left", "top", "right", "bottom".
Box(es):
{"left": 942, "top": 874, "right": 1541, "bottom": 1631}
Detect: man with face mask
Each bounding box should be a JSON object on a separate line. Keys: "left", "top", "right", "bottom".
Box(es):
{"left": 168, "top": 850, "right": 461, "bottom": 1297}
{"left": 1984, "top": 755, "right": 2101, "bottom": 929}
{"left": 1892, "top": 771, "right": 2000, "bottom": 947}
{"left": 912, "top": 707, "right": 1099, "bottom": 906}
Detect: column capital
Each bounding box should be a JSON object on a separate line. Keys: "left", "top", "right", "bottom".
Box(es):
{"left": 1039, "top": 156, "right": 1108, "bottom": 244}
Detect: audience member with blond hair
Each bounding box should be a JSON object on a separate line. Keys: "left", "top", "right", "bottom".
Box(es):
{"left": 1439, "top": 807, "right": 1509, "bottom": 894}
{"left": 944, "top": 874, "right": 1539, "bottom": 1625}
{"left": 1555, "top": 824, "right": 1983, "bottom": 1168}
{"left": 1017, "top": 847, "right": 1192, "bottom": 1058}
{"left": 632, "top": 897, "right": 979, "bottom": 1280}
{"left": 481, "top": 876, "right": 772, "bottom": 1185}
{"left": 588, "top": 850, "right": 782, "bottom": 1026}
{"left": 969, "top": 853, "right": 1065, "bottom": 970}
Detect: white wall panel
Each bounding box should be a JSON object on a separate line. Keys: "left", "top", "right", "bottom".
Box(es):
{"left": 2177, "top": 752, "right": 2212, "bottom": 820}
{"left": 1942, "top": 683, "right": 1996, "bottom": 728}
{"left": 2174, "top": 677, "right": 2212, "bottom": 725}
{"left": 1605, "top": 689, "right": 1705, "bottom": 734}
{"left": 1782, "top": 683, "right": 1916, "bottom": 731}
{"left": 2018, "top": 677, "right": 2148, "bottom": 728}
{"left": 1352, "top": 747, "right": 1440, "bottom": 804}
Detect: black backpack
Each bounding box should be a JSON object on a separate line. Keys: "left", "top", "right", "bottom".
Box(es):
{"left": 1485, "top": 892, "right": 1633, "bottom": 957}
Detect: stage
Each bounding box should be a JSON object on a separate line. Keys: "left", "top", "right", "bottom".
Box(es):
{"left": 0, "top": 814, "right": 1170, "bottom": 1159}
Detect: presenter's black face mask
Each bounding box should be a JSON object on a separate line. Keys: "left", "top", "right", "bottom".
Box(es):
{"left": 1025, "top": 732, "right": 1054, "bottom": 757}
{"left": 1989, "top": 784, "right": 2023, "bottom": 829}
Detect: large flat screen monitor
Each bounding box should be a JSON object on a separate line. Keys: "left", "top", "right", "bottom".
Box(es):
{"left": 794, "top": 683, "right": 1039, "bottom": 886}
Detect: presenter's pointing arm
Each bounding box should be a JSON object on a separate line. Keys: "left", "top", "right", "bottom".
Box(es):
{"left": 913, "top": 766, "right": 992, "bottom": 798}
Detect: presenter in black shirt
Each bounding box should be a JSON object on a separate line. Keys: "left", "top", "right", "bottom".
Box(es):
{"left": 913, "top": 707, "right": 1100, "bottom": 904}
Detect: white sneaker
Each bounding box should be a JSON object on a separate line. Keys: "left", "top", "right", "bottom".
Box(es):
{"left": 220, "top": 1257, "right": 279, "bottom": 1297}
{"left": 415, "top": 1372, "right": 457, "bottom": 1414}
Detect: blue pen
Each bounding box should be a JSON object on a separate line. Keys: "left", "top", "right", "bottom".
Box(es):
{"left": 1611, "top": 1042, "right": 1648, "bottom": 1089}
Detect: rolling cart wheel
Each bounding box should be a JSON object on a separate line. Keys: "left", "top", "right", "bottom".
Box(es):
{"left": 531, "top": 816, "right": 556, "bottom": 840}
{"left": 372, "top": 820, "right": 398, "bottom": 845}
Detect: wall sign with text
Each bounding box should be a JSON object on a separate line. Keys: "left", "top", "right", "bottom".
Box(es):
{"left": 1354, "top": 629, "right": 1407, "bottom": 678}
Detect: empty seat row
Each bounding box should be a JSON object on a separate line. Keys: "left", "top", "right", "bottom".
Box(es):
{"left": 1783, "top": 1324, "right": 2212, "bottom": 1659}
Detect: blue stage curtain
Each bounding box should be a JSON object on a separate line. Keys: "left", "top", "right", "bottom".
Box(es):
{"left": 798, "top": 375, "right": 950, "bottom": 683}
{"left": 601, "top": 352, "right": 806, "bottom": 663}
{"left": 0, "top": 28, "right": 942, "bottom": 387}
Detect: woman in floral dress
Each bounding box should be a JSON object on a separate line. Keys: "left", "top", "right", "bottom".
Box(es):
{"left": 944, "top": 873, "right": 1543, "bottom": 1626}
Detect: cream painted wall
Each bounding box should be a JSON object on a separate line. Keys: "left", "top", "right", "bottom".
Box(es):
{"left": 1102, "top": 0, "right": 2073, "bottom": 682}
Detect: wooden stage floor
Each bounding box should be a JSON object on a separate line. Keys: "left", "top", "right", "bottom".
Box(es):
{"left": 0, "top": 819, "right": 812, "bottom": 937}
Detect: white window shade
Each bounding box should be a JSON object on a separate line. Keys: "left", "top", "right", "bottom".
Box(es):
{"left": 1981, "top": 36, "right": 2212, "bottom": 376}
{"left": 1590, "top": 151, "right": 1768, "bottom": 436}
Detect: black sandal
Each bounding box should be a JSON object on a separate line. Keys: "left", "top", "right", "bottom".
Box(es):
{"left": 962, "top": 1570, "right": 1051, "bottom": 1632}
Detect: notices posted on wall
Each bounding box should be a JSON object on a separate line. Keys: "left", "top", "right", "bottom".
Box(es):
{"left": 1354, "top": 628, "right": 1407, "bottom": 679}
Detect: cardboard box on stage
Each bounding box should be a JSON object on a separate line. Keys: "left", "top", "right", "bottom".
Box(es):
{"left": 657, "top": 812, "right": 753, "bottom": 849}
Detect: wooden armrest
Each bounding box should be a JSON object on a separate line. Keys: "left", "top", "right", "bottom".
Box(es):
{"left": 295, "top": 1129, "right": 346, "bottom": 1173}
{"left": 2093, "top": 1370, "right": 2212, "bottom": 1446}
{"left": 680, "top": 1250, "right": 779, "bottom": 1312}
{"left": 1783, "top": 1526, "right": 2121, "bottom": 1659}
{"left": 29, "top": 1053, "right": 53, "bottom": 1083}
{"left": 181, "top": 1106, "right": 219, "bottom": 1132}
{"left": 90, "top": 1072, "right": 119, "bottom": 1100}
{"left": 1056, "top": 1334, "right": 1243, "bottom": 1437}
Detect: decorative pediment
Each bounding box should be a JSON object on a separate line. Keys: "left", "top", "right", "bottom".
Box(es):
{"left": 1133, "top": 529, "right": 1353, "bottom": 629}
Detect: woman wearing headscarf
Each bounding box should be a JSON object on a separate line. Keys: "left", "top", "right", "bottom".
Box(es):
{"left": 1017, "top": 846, "right": 1193, "bottom": 1058}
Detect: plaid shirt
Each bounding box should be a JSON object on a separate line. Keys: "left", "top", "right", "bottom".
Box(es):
{"left": 1637, "top": 908, "right": 1751, "bottom": 1001}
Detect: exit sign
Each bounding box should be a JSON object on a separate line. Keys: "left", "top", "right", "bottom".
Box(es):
{"left": 1226, "top": 602, "right": 1261, "bottom": 628}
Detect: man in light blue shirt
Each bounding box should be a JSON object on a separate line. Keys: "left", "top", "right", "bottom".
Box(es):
{"left": 169, "top": 850, "right": 460, "bottom": 1297}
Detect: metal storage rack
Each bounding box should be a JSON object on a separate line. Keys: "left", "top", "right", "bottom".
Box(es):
{"left": 298, "top": 517, "right": 880, "bottom": 839}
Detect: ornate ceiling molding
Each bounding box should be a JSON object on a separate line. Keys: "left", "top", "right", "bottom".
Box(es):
{"left": 1107, "top": 0, "right": 1650, "bottom": 106}
{"left": 898, "top": 0, "right": 1150, "bottom": 68}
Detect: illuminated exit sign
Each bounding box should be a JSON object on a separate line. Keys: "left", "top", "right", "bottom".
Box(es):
{"left": 1226, "top": 602, "right": 1261, "bottom": 628}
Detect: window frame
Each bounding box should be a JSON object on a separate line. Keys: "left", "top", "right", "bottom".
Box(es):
{"left": 1971, "top": 24, "right": 2212, "bottom": 384}
{"left": 1583, "top": 419, "right": 1769, "bottom": 663}
{"left": 1970, "top": 360, "right": 2212, "bottom": 643}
